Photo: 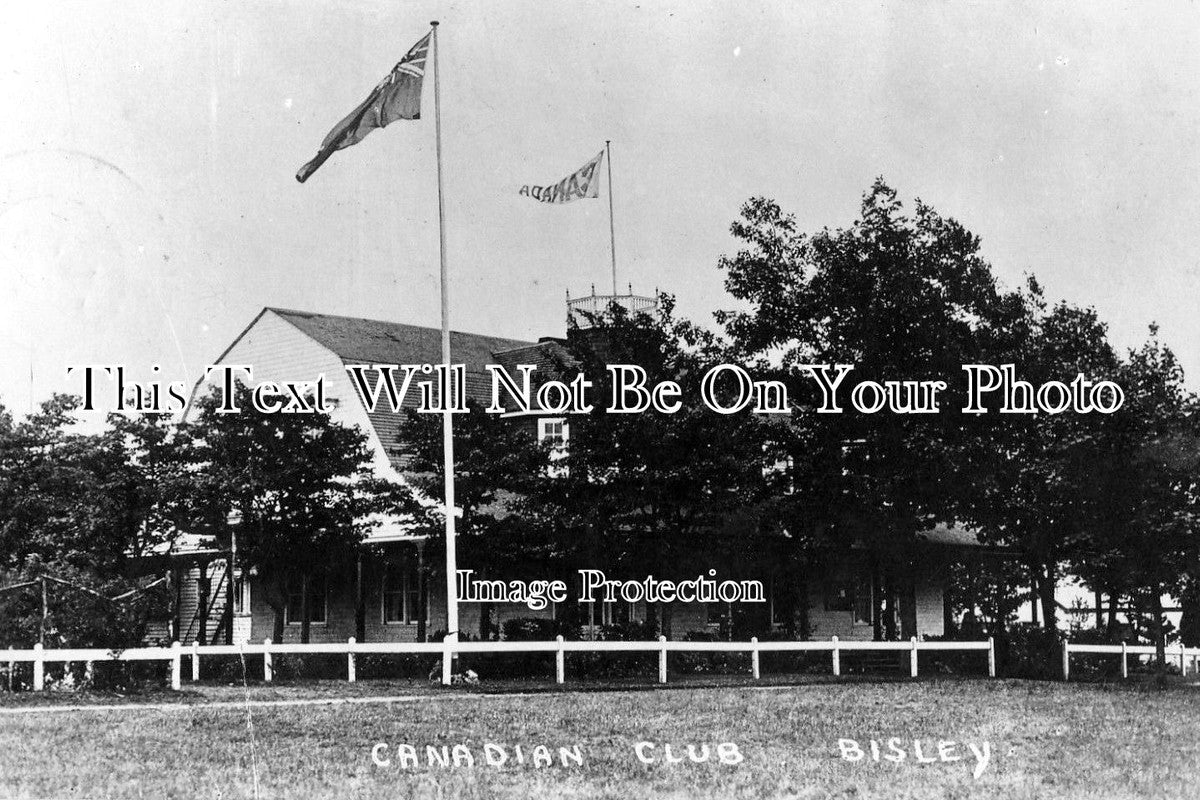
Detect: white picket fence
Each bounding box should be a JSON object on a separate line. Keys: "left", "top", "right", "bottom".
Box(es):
{"left": 2, "top": 635, "right": 996, "bottom": 691}
{"left": 1061, "top": 640, "right": 1200, "bottom": 681}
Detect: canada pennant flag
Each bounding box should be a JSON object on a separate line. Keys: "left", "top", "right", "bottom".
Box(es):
{"left": 519, "top": 150, "right": 605, "bottom": 204}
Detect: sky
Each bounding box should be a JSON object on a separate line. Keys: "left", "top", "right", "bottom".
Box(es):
{"left": 1, "top": 1, "right": 1199, "bottom": 416}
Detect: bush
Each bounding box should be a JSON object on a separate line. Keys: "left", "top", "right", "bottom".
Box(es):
{"left": 0, "top": 658, "right": 171, "bottom": 694}
{"left": 919, "top": 632, "right": 988, "bottom": 676}
{"left": 357, "top": 653, "right": 437, "bottom": 680}
{"left": 672, "top": 630, "right": 751, "bottom": 675}
{"left": 500, "top": 617, "right": 577, "bottom": 642}
{"left": 998, "top": 625, "right": 1062, "bottom": 680}
{"left": 195, "top": 653, "right": 264, "bottom": 684}
{"left": 756, "top": 630, "right": 832, "bottom": 676}
{"left": 0, "top": 567, "right": 166, "bottom": 651}
{"left": 272, "top": 654, "right": 347, "bottom": 681}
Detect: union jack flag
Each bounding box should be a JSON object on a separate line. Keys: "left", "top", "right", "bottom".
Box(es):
{"left": 297, "top": 31, "right": 432, "bottom": 183}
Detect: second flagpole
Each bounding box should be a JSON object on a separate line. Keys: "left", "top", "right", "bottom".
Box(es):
{"left": 430, "top": 20, "right": 459, "bottom": 685}
{"left": 605, "top": 140, "right": 617, "bottom": 295}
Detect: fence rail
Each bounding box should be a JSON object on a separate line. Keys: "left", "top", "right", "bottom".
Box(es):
{"left": 2, "top": 636, "right": 995, "bottom": 692}
{"left": 1061, "top": 640, "right": 1200, "bottom": 681}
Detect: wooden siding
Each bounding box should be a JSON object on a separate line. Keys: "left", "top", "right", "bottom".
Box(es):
{"left": 192, "top": 310, "right": 399, "bottom": 480}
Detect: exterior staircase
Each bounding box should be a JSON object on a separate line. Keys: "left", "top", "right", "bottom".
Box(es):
{"left": 181, "top": 560, "right": 232, "bottom": 645}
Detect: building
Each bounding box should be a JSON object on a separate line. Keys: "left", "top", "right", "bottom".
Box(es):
{"left": 158, "top": 298, "right": 975, "bottom": 646}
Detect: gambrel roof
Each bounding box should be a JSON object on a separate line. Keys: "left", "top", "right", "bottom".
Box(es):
{"left": 269, "top": 307, "right": 536, "bottom": 400}
{"left": 200, "top": 307, "right": 566, "bottom": 472}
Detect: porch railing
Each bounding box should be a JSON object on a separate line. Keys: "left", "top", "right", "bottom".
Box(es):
{"left": 1, "top": 635, "right": 995, "bottom": 692}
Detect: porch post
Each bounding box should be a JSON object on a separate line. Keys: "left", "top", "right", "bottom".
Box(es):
{"left": 416, "top": 542, "right": 428, "bottom": 643}
{"left": 171, "top": 566, "right": 181, "bottom": 641}
{"left": 355, "top": 552, "right": 366, "bottom": 643}
{"left": 871, "top": 559, "right": 884, "bottom": 642}
{"left": 197, "top": 560, "right": 210, "bottom": 645}
{"left": 224, "top": 558, "right": 234, "bottom": 646}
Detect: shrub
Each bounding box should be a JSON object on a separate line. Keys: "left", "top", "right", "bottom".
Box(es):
{"left": 672, "top": 630, "right": 751, "bottom": 675}
{"left": 500, "top": 617, "right": 576, "bottom": 642}
{"left": 357, "top": 653, "right": 436, "bottom": 680}
{"left": 918, "top": 632, "right": 988, "bottom": 676}
{"left": 756, "top": 630, "right": 832, "bottom": 676}
{"left": 997, "top": 625, "right": 1062, "bottom": 680}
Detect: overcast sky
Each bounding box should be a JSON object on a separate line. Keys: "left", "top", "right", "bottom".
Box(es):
{"left": 2, "top": 1, "right": 1198, "bottom": 415}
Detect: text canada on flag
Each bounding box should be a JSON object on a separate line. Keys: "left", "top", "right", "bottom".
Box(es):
{"left": 518, "top": 150, "right": 606, "bottom": 203}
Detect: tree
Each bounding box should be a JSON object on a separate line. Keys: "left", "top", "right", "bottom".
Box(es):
{"left": 403, "top": 297, "right": 780, "bottom": 639}
{"left": 1083, "top": 331, "right": 1198, "bottom": 664}
{"left": 717, "top": 181, "right": 1031, "bottom": 639}
{"left": 0, "top": 396, "right": 171, "bottom": 647}
{"left": 963, "top": 290, "right": 1121, "bottom": 633}
{"left": 400, "top": 398, "right": 551, "bottom": 639}
{"left": 183, "top": 383, "right": 422, "bottom": 642}
{"left": 532, "top": 297, "right": 779, "bottom": 638}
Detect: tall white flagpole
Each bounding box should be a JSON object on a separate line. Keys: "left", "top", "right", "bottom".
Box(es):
{"left": 430, "top": 20, "right": 459, "bottom": 685}
{"left": 605, "top": 139, "right": 617, "bottom": 295}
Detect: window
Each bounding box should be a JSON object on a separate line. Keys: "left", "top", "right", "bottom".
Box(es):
{"left": 823, "top": 566, "right": 874, "bottom": 625}
{"left": 537, "top": 417, "right": 569, "bottom": 477}
{"left": 762, "top": 443, "right": 795, "bottom": 495}
{"left": 232, "top": 573, "right": 251, "bottom": 616}
{"left": 707, "top": 601, "right": 731, "bottom": 627}
{"left": 382, "top": 561, "right": 421, "bottom": 624}
{"left": 852, "top": 573, "right": 874, "bottom": 626}
{"left": 600, "top": 600, "right": 642, "bottom": 626}
{"left": 769, "top": 576, "right": 790, "bottom": 626}
{"left": 824, "top": 579, "right": 853, "bottom": 612}
{"left": 285, "top": 574, "right": 327, "bottom": 625}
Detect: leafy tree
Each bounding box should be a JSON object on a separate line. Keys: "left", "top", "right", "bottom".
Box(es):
{"left": 183, "top": 383, "right": 422, "bottom": 642}
{"left": 532, "top": 297, "right": 779, "bottom": 638}
{"left": 717, "top": 181, "right": 1030, "bottom": 639}
{"left": 403, "top": 298, "right": 780, "bottom": 639}
{"left": 400, "top": 399, "right": 551, "bottom": 639}
{"left": 0, "top": 397, "right": 171, "bottom": 647}
{"left": 962, "top": 291, "right": 1121, "bottom": 632}
{"left": 1081, "top": 332, "right": 1199, "bottom": 662}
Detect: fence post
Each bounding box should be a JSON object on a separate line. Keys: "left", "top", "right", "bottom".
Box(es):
{"left": 191, "top": 641, "right": 200, "bottom": 682}
{"left": 831, "top": 636, "right": 840, "bottom": 677}
{"left": 1179, "top": 642, "right": 1186, "bottom": 675}
{"left": 170, "top": 641, "right": 182, "bottom": 691}
{"left": 750, "top": 637, "right": 760, "bottom": 679}
{"left": 263, "top": 638, "right": 273, "bottom": 682}
{"left": 441, "top": 634, "right": 453, "bottom": 686}
{"left": 347, "top": 637, "right": 356, "bottom": 683}
{"left": 1121, "top": 642, "right": 1128, "bottom": 679}
{"left": 1061, "top": 640, "right": 1070, "bottom": 681}
{"left": 658, "top": 635, "right": 668, "bottom": 684}
{"left": 33, "top": 643, "right": 44, "bottom": 691}
{"left": 909, "top": 637, "right": 918, "bottom": 678}
{"left": 7, "top": 645, "right": 14, "bottom": 692}
{"left": 555, "top": 635, "right": 565, "bottom": 684}
{"left": 987, "top": 636, "right": 996, "bottom": 678}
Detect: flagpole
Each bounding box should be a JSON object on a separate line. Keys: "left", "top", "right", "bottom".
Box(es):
{"left": 430, "top": 20, "right": 459, "bottom": 685}
{"left": 605, "top": 140, "right": 617, "bottom": 296}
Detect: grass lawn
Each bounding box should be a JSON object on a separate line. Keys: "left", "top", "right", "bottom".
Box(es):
{"left": 1, "top": 677, "right": 1197, "bottom": 799}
